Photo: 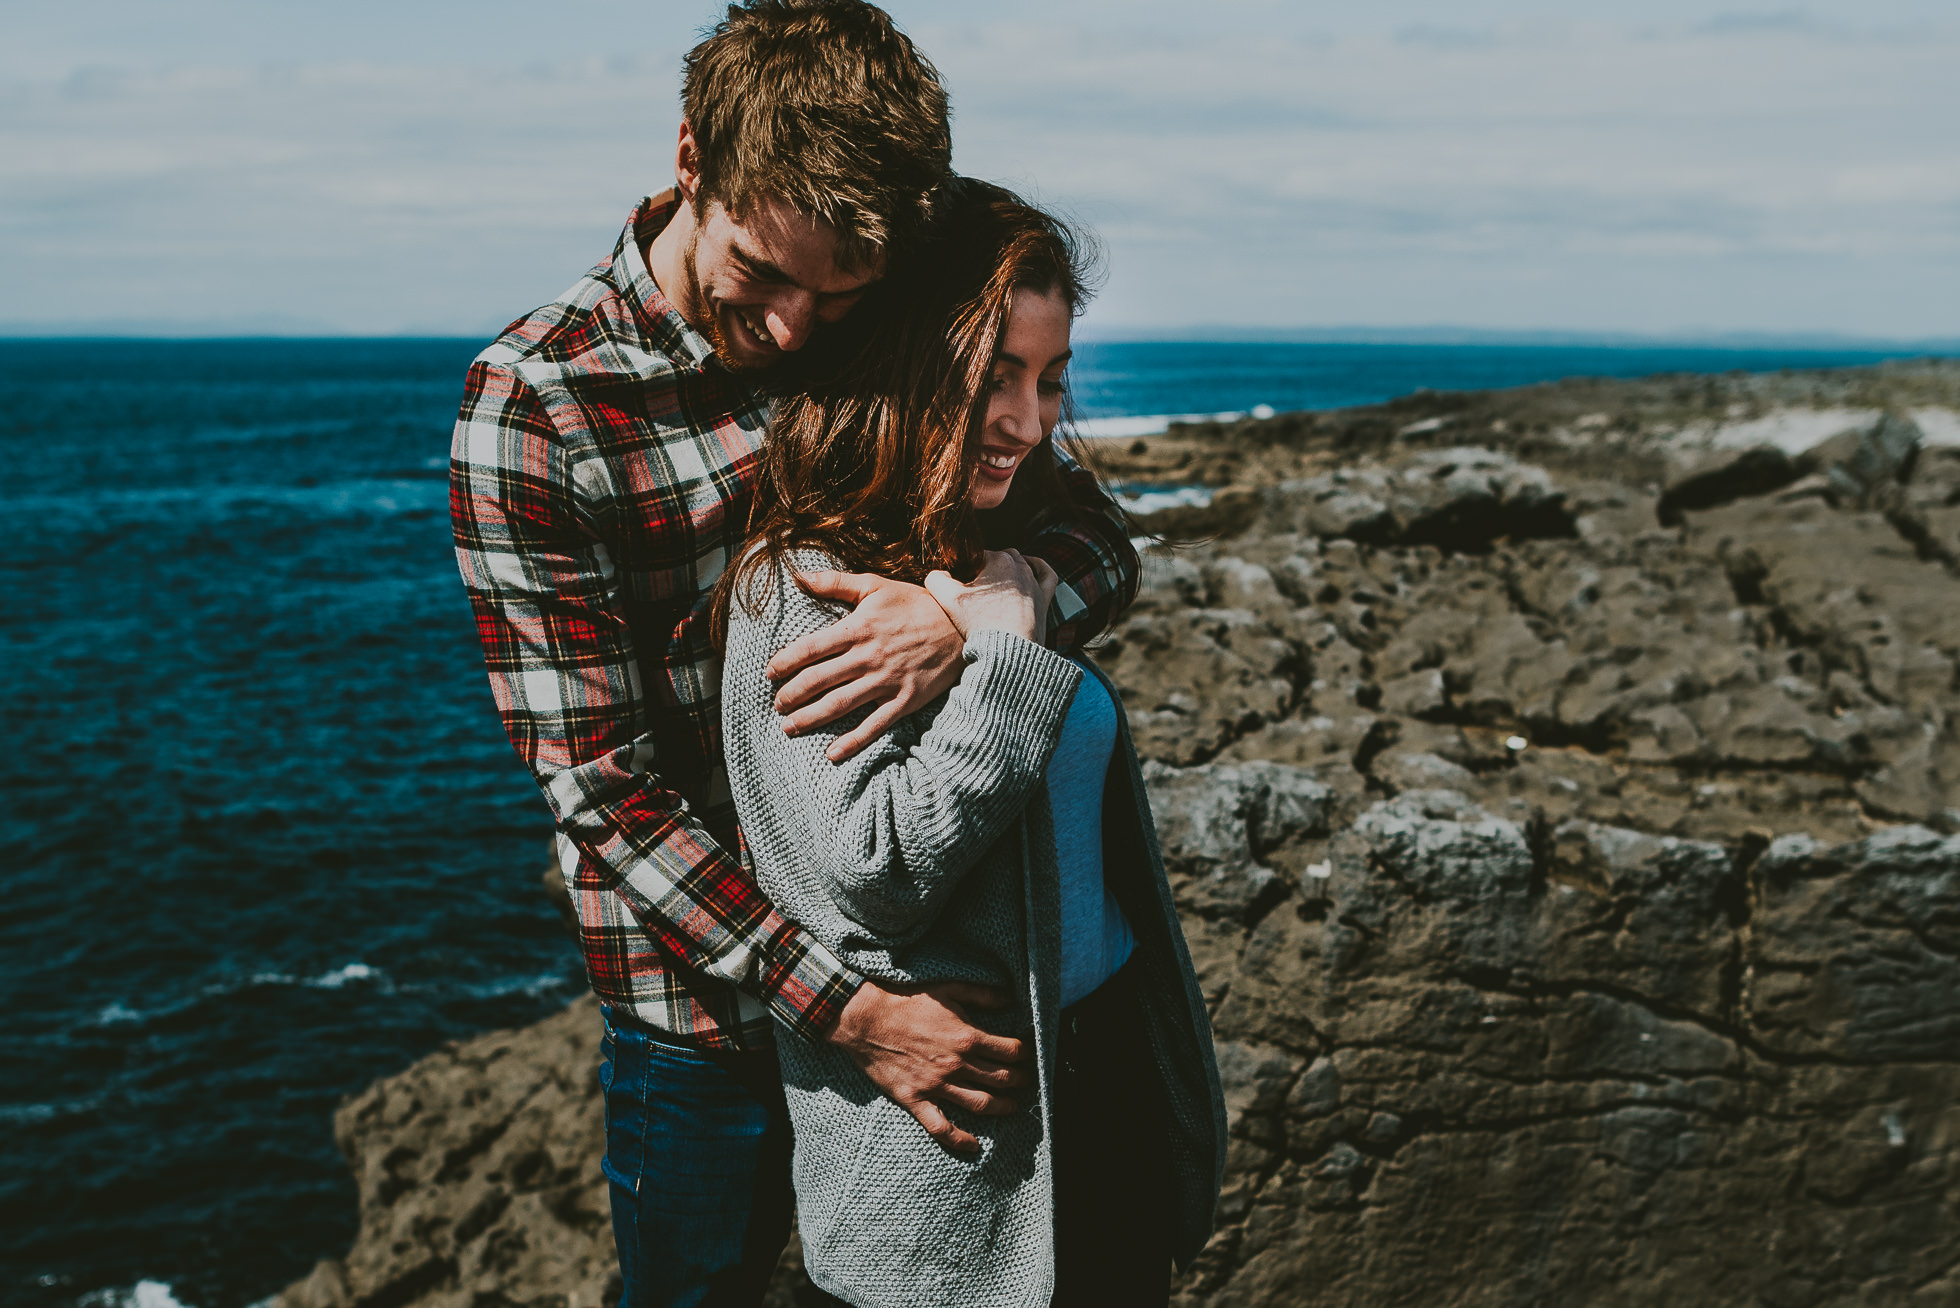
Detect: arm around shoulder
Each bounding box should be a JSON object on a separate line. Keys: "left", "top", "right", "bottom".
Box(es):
{"left": 1026, "top": 441, "right": 1140, "bottom": 652}
{"left": 722, "top": 556, "right": 1083, "bottom": 945}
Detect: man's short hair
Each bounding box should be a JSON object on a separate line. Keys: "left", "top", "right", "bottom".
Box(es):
{"left": 683, "top": 0, "right": 952, "bottom": 271}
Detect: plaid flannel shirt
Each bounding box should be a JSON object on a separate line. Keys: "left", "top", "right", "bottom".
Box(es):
{"left": 451, "top": 195, "right": 1140, "bottom": 1050}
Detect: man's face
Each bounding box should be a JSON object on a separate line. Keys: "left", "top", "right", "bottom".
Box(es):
{"left": 677, "top": 193, "right": 884, "bottom": 375}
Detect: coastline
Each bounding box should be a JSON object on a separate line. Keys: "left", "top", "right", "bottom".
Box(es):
{"left": 278, "top": 358, "right": 1960, "bottom": 1307}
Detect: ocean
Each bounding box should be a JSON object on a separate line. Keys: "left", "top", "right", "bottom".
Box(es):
{"left": 0, "top": 336, "right": 1937, "bottom": 1308}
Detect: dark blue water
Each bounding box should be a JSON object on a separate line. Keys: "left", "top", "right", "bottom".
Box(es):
{"left": 0, "top": 340, "right": 574, "bottom": 1308}
{"left": 1, "top": 336, "right": 1940, "bottom": 1308}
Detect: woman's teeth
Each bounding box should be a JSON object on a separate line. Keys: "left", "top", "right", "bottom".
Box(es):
{"left": 982, "top": 452, "right": 1017, "bottom": 469}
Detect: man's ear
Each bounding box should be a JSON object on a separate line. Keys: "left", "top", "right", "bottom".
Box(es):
{"left": 674, "top": 121, "right": 703, "bottom": 209}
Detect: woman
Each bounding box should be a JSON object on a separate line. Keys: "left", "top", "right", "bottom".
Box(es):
{"left": 713, "top": 179, "right": 1225, "bottom": 1307}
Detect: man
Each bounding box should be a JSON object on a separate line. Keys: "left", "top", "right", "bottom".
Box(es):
{"left": 450, "top": 2, "right": 1138, "bottom": 1303}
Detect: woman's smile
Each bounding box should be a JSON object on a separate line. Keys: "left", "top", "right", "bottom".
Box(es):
{"left": 971, "top": 286, "right": 1073, "bottom": 510}
{"left": 977, "top": 446, "right": 1024, "bottom": 481}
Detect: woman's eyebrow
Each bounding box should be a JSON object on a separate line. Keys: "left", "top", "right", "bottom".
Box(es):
{"left": 996, "top": 348, "right": 1074, "bottom": 370}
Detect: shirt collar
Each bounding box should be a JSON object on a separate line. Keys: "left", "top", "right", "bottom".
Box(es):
{"left": 612, "top": 190, "right": 721, "bottom": 372}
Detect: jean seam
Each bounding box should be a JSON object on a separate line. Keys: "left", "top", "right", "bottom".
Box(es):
{"left": 629, "top": 1030, "right": 653, "bottom": 1199}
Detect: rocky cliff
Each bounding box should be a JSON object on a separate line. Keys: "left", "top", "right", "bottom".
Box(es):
{"left": 276, "top": 362, "right": 1960, "bottom": 1308}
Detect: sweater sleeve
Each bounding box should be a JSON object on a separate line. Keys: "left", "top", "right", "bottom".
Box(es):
{"left": 722, "top": 558, "right": 1083, "bottom": 945}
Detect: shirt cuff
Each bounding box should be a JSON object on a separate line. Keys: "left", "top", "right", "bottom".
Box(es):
{"left": 756, "top": 914, "right": 865, "bottom": 1042}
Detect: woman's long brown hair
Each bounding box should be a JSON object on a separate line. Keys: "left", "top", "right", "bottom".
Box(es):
{"left": 709, "top": 177, "right": 1103, "bottom": 646}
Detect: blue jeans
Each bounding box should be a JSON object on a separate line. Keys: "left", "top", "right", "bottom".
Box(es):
{"left": 599, "top": 1005, "right": 797, "bottom": 1308}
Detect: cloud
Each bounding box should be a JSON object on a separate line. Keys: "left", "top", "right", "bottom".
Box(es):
{"left": 922, "top": 16, "right": 1960, "bottom": 333}
{"left": 0, "top": 3, "right": 1956, "bottom": 336}
{"left": 0, "top": 56, "right": 691, "bottom": 334}
{"left": 1395, "top": 25, "right": 1500, "bottom": 49}
{"left": 1695, "top": 10, "right": 1826, "bottom": 35}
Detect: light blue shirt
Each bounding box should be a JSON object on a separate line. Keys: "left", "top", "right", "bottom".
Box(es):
{"left": 1047, "top": 660, "right": 1135, "bottom": 1009}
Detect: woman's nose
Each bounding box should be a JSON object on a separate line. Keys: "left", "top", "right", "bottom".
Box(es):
{"left": 995, "top": 386, "right": 1041, "bottom": 446}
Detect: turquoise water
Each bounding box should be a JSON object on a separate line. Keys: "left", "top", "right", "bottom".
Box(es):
{"left": 1067, "top": 338, "right": 1935, "bottom": 426}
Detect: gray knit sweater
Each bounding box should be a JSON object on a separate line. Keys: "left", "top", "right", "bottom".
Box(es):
{"left": 721, "top": 552, "right": 1226, "bottom": 1308}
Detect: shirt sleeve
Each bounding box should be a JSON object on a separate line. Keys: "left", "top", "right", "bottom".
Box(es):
{"left": 450, "top": 359, "right": 860, "bottom": 1040}
{"left": 1027, "top": 440, "right": 1141, "bottom": 654}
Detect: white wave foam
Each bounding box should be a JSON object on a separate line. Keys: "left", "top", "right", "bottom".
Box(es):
{"left": 456, "top": 971, "right": 576, "bottom": 1002}
{"left": 79, "top": 1281, "right": 195, "bottom": 1308}
{"left": 239, "top": 962, "right": 390, "bottom": 992}
{"left": 1073, "top": 411, "right": 1245, "bottom": 440}
{"left": 1115, "top": 485, "right": 1216, "bottom": 516}
{"left": 81, "top": 962, "right": 561, "bottom": 1030}
{"left": 92, "top": 962, "right": 397, "bottom": 1025}
{"left": 1, "top": 1101, "right": 61, "bottom": 1125}
{"left": 309, "top": 962, "right": 384, "bottom": 989}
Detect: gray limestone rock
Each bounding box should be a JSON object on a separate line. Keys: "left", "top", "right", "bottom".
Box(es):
{"left": 1657, "top": 444, "right": 1800, "bottom": 525}
{"left": 271, "top": 997, "right": 617, "bottom": 1308}
{"left": 279, "top": 377, "right": 1960, "bottom": 1308}
{"left": 1144, "top": 759, "right": 1335, "bottom": 923}
{"left": 1801, "top": 410, "right": 1924, "bottom": 505}
{"left": 1264, "top": 447, "right": 1575, "bottom": 552}
{"left": 1746, "top": 825, "right": 1960, "bottom": 1062}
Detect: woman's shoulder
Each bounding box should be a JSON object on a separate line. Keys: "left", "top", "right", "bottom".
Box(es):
{"left": 722, "top": 544, "right": 850, "bottom": 646}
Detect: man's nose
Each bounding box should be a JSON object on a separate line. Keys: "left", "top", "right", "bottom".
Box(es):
{"left": 764, "top": 292, "right": 817, "bottom": 352}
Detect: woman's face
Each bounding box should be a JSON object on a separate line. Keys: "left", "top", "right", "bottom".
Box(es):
{"left": 971, "top": 286, "right": 1071, "bottom": 512}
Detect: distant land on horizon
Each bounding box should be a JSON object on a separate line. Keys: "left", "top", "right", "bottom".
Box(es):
{"left": 1074, "top": 325, "right": 1960, "bottom": 353}
{"left": 3, "top": 319, "right": 1958, "bottom": 355}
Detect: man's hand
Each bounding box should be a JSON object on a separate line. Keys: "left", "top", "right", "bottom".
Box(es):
{"left": 826, "top": 978, "right": 1034, "bottom": 1155}
{"left": 1026, "top": 555, "right": 1059, "bottom": 647}
{"left": 922, "top": 548, "right": 1043, "bottom": 643}
{"left": 767, "top": 571, "right": 964, "bottom": 762}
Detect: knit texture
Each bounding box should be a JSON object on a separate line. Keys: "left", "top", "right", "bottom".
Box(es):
{"left": 721, "top": 552, "right": 1226, "bottom": 1308}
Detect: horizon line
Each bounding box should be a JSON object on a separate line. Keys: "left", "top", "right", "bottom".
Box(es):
{"left": 3, "top": 324, "right": 1958, "bottom": 352}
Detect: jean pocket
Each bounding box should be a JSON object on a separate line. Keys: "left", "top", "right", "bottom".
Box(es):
{"left": 599, "top": 1144, "right": 640, "bottom": 1196}
{"left": 638, "top": 1023, "right": 738, "bottom": 1059}
{"left": 599, "top": 1017, "right": 649, "bottom": 1195}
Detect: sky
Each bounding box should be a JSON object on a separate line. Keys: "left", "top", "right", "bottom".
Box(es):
{"left": 2, "top": 1, "right": 1956, "bottom": 340}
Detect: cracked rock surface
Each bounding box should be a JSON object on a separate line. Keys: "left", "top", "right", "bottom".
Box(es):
{"left": 1098, "top": 364, "right": 1960, "bottom": 1307}
{"left": 271, "top": 997, "right": 619, "bottom": 1308}
{"left": 277, "top": 365, "right": 1960, "bottom": 1308}
{"left": 1160, "top": 785, "right": 1959, "bottom": 1307}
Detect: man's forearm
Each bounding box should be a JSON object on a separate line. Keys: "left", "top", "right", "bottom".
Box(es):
{"left": 1028, "top": 515, "right": 1138, "bottom": 651}
{"left": 538, "top": 736, "right": 866, "bottom": 1041}
{"left": 1030, "top": 445, "right": 1141, "bottom": 651}
{"left": 453, "top": 357, "right": 860, "bottom": 1042}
